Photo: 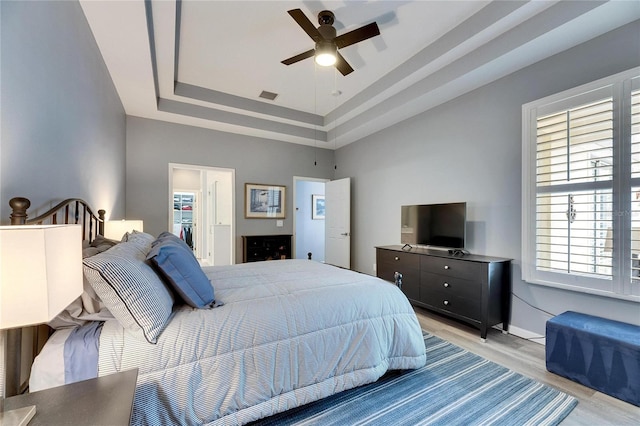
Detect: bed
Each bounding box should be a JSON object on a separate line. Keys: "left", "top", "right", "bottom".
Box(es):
{"left": 8, "top": 197, "right": 427, "bottom": 425}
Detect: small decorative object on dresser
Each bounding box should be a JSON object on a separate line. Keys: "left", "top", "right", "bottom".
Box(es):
{"left": 243, "top": 235, "right": 292, "bottom": 262}
{"left": 376, "top": 245, "right": 512, "bottom": 341}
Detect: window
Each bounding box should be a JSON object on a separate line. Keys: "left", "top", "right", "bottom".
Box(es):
{"left": 522, "top": 68, "right": 640, "bottom": 301}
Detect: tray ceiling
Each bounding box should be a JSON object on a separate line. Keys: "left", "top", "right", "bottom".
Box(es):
{"left": 79, "top": 0, "right": 640, "bottom": 149}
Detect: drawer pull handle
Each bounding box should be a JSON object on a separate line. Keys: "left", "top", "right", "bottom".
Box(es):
{"left": 394, "top": 256, "right": 399, "bottom": 261}
{"left": 443, "top": 300, "right": 450, "bottom": 306}
{"left": 444, "top": 265, "right": 450, "bottom": 270}
{"left": 443, "top": 282, "right": 450, "bottom": 288}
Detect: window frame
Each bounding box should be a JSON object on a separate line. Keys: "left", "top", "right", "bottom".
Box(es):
{"left": 522, "top": 67, "right": 640, "bottom": 302}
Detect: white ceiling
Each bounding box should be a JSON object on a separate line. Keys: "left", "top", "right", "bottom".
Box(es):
{"left": 79, "top": 0, "right": 640, "bottom": 149}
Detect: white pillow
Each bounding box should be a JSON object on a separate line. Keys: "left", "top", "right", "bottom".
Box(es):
{"left": 29, "top": 328, "right": 73, "bottom": 391}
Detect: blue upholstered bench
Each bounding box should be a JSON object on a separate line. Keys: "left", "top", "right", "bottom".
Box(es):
{"left": 546, "top": 311, "right": 640, "bottom": 406}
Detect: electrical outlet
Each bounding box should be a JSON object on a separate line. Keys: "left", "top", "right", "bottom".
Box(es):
{"left": 276, "top": 220, "right": 283, "bottom": 227}
{"left": 373, "top": 263, "right": 376, "bottom": 274}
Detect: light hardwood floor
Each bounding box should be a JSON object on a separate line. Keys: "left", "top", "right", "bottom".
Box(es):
{"left": 414, "top": 307, "right": 640, "bottom": 426}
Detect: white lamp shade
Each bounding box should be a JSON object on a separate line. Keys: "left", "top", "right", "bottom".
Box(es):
{"left": 0, "top": 225, "right": 83, "bottom": 329}
{"left": 315, "top": 52, "right": 336, "bottom": 66}
{"left": 104, "top": 220, "right": 143, "bottom": 240}
{"left": 315, "top": 41, "right": 337, "bottom": 66}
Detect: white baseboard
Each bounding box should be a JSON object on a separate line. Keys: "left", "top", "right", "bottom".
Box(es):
{"left": 504, "top": 324, "right": 546, "bottom": 345}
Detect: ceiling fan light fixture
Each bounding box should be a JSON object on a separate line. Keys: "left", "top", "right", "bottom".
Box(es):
{"left": 315, "top": 41, "right": 337, "bottom": 67}
{"left": 282, "top": 9, "right": 380, "bottom": 76}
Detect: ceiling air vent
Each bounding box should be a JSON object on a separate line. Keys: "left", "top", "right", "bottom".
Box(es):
{"left": 259, "top": 90, "right": 278, "bottom": 101}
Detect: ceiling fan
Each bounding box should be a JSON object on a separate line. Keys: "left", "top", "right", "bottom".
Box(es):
{"left": 281, "top": 9, "right": 380, "bottom": 76}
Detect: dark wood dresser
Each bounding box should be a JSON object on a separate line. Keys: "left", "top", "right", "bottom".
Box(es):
{"left": 242, "top": 235, "right": 292, "bottom": 262}
{"left": 376, "top": 245, "right": 511, "bottom": 340}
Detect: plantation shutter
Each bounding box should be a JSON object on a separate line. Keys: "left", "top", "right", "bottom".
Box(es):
{"left": 535, "top": 98, "right": 614, "bottom": 281}
{"left": 522, "top": 69, "right": 640, "bottom": 299}
{"left": 630, "top": 88, "right": 640, "bottom": 286}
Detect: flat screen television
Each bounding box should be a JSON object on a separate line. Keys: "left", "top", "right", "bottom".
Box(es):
{"left": 401, "top": 202, "right": 466, "bottom": 249}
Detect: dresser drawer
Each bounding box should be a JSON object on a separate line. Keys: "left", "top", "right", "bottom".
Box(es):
{"left": 421, "top": 256, "right": 482, "bottom": 280}
{"left": 378, "top": 265, "right": 419, "bottom": 284}
{"left": 421, "top": 271, "right": 481, "bottom": 299}
{"left": 379, "top": 268, "right": 420, "bottom": 301}
{"left": 377, "top": 249, "right": 420, "bottom": 270}
{"left": 377, "top": 249, "right": 420, "bottom": 301}
{"left": 420, "top": 288, "right": 481, "bottom": 320}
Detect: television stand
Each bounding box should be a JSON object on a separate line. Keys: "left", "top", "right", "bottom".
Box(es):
{"left": 376, "top": 245, "right": 511, "bottom": 341}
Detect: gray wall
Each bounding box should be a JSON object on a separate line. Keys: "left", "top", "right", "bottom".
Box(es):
{"left": 336, "top": 20, "right": 640, "bottom": 337}
{"left": 126, "top": 117, "right": 334, "bottom": 261}
{"left": 0, "top": 0, "right": 126, "bottom": 223}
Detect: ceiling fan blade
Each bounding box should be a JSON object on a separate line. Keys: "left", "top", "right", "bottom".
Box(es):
{"left": 288, "top": 9, "right": 323, "bottom": 42}
{"left": 335, "top": 52, "right": 354, "bottom": 76}
{"left": 334, "top": 22, "right": 380, "bottom": 49}
{"left": 281, "top": 49, "right": 316, "bottom": 65}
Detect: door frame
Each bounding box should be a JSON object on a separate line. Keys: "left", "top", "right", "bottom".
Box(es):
{"left": 169, "top": 163, "right": 236, "bottom": 264}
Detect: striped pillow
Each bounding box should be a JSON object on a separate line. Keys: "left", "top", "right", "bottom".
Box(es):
{"left": 83, "top": 239, "right": 174, "bottom": 343}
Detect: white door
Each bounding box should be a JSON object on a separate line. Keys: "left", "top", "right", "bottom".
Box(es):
{"left": 205, "top": 171, "right": 234, "bottom": 266}
{"left": 325, "top": 178, "right": 351, "bottom": 269}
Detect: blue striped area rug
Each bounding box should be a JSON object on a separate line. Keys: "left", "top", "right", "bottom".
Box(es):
{"left": 253, "top": 332, "right": 578, "bottom": 426}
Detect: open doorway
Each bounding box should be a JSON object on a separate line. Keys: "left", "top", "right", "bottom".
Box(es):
{"left": 294, "top": 176, "right": 352, "bottom": 268}
{"left": 169, "top": 164, "right": 235, "bottom": 265}
{"left": 293, "top": 176, "right": 329, "bottom": 262}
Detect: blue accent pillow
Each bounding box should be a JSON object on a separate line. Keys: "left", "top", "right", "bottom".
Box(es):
{"left": 147, "top": 239, "right": 215, "bottom": 309}
{"left": 153, "top": 231, "right": 196, "bottom": 255}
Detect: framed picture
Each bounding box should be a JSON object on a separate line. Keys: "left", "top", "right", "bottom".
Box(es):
{"left": 245, "top": 183, "right": 286, "bottom": 219}
{"left": 312, "top": 194, "right": 325, "bottom": 220}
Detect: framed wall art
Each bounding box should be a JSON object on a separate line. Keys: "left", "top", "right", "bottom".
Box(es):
{"left": 312, "top": 194, "right": 325, "bottom": 220}
{"left": 245, "top": 183, "right": 286, "bottom": 219}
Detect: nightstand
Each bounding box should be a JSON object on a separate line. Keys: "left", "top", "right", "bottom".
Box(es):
{"left": 4, "top": 369, "right": 137, "bottom": 426}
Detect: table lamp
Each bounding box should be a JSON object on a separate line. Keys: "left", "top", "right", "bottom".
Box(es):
{"left": 104, "top": 220, "right": 143, "bottom": 241}
{"left": 0, "top": 225, "right": 83, "bottom": 425}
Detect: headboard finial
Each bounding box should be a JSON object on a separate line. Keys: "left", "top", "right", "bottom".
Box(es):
{"left": 9, "top": 197, "right": 31, "bottom": 225}
{"left": 98, "top": 209, "right": 106, "bottom": 235}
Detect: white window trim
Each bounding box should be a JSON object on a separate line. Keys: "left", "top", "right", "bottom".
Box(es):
{"left": 522, "top": 67, "right": 640, "bottom": 303}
